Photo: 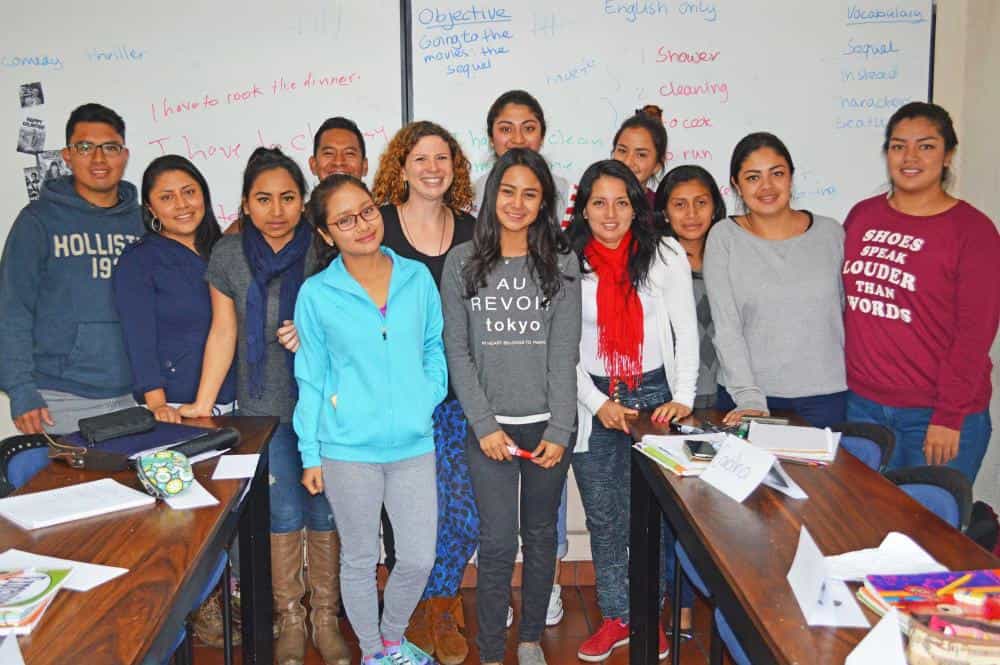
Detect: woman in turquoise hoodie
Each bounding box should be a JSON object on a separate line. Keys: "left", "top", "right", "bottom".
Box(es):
{"left": 294, "top": 174, "right": 446, "bottom": 665}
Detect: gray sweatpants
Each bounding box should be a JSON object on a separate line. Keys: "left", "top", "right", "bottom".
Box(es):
{"left": 322, "top": 452, "right": 437, "bottom": 657}
{"left": 38, "top": 389, "right": 137, "bottom": 434}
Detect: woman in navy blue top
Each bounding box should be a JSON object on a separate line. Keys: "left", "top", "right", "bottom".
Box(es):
{"left": 113, "top": 155, "right": 236, "bottom": 423}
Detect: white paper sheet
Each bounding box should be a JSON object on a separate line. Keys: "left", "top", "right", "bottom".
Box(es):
{"left": 787, "top": 526, "right": 869, "bottom": 628}
{"left": 846, "top": 609, "right": 906, "bottom": 665}
{"left": 211, "top": 454, "right": 261, "bottom": 480}
{"left": 0, "top": 635, "right": 25, "bottom": 665}
{"left": 0, "top": 549, "right": 127, "bottom": 591}
{"left": 825, "top": 531, "right": 947, "bottom": 581}
{"left": 165, "top": 480, "right": 219, "bottom": 510}
{"left": 189, "top": 448, "right": 230, "bottom": 465}
{"left": 0, "top": 479, "right": 154, "bottom": 530}
{"left": 700, "top": 435, "right": 776, "bottom": 502}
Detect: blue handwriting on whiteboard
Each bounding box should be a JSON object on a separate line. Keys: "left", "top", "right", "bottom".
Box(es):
{"left": 846, "top": 5, "right": 926, "bottom": 25}
{"left": 604, "top": 0, "right": 668, "bottom": 23}
{"left": 1, "top": 54, "right": 63, "bottom": 70}
{"left": 418, "top": 6, "right": 511, "bottom": 31}
{"left": 841, "top": 66, "right": 899, "bottom": 82}
{"left": 546, "top": 57, "right": 598, "bottom": 85}
{"left": 87, "top": 46, "right": 145, "bottom": 62}
{"left": 678, "top": 1, "right": 718, "bottom": 22}
{"left": 843, "top": 39, "right": 900, "bottom": 58}
{"left": 839, "top": 95, "right": 910, "bottom": 110}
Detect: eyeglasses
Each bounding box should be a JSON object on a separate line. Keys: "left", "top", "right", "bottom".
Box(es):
{"left": 332, "top": 204, "right": 379, "bottom": 231}
{"left": 67, "top": 141, "right": 126, "bottom": 157}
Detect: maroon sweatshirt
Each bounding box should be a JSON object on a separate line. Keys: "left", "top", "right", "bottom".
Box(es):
{"left": 842, "top": 194, "right": 1000, "bottom": 430}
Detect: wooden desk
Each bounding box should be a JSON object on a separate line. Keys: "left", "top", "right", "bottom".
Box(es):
{"left": 0, "top": 415, "right": 278, "bottom": 665}
{"left": 628, "top": 410, "right": 1000, "bottom": 665}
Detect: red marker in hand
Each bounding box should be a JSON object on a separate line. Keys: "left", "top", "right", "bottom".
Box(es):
{"left": 507, "top": 445, "right": 535, "bottom": 460}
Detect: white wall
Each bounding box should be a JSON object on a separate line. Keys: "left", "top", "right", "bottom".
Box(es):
{"left": 934, "top": 0, "right": 1000, "bottom": 506}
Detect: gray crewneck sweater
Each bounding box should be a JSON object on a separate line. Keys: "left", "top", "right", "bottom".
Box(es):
{"left": 703, "top": 214, "right": 846, "bottom": 411}
{"left": 441, "top": 241, "right": 581, "bottom": 446}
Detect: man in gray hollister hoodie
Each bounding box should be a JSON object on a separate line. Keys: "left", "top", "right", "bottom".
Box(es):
{"left": 0, "top": 103, "right": 143, "bottom": 434}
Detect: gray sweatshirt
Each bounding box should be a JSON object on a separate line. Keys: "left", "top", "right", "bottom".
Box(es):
{"left": 441, "top": 241, "right": 581, "bottom": 446}
{"left": 703, "top": 214, "right": 846, "bottom": 411}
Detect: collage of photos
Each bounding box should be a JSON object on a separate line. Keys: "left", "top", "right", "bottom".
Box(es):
{"left": 15, "top": 82, "right": 68, "bottom": 201}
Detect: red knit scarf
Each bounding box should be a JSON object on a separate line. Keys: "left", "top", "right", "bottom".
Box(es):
{"left": 585, "top": 230, "right": 644, "bottom": 392}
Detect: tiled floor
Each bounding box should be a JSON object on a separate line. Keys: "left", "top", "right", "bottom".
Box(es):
{"left": 192, "top": 583, "right": 724, "bottom": 665}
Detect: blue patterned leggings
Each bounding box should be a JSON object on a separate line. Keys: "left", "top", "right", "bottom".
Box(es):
{"left": 422, "top": 398, "right": 480, "bottom": 598}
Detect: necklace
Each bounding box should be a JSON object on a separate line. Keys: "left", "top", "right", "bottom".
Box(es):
{"left": 399, "top": 204, "right": 448, "bottom": 256}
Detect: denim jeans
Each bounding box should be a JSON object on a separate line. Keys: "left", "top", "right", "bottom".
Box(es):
{"left": 716, "top": 386, "right": 847, "bottom": 429}
{"left": 846, "top": 392, "right": 992, "bottom": 483}
{"left": 467, "top": 420, "right": 571, "bottom": 662}
{"left": 572, "top": 367, "right": 692, "bottom": 621}
{"left": 269, "top": 423, "right": 335, "bottom": 533}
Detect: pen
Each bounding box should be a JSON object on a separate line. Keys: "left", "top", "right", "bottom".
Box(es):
{"left": 937, "top": 572, "right": 973, "bottom": 596}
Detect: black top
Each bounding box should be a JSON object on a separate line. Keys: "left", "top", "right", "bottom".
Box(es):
{"left": 381, "top": 203, "right": 475, "bottom": 403}
{"left": 380, "top": 204, "right": 475, "bottom": 288}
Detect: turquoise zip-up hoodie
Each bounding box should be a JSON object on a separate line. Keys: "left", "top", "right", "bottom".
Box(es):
{"left": 293, "top": 248, "right": 447, "bottom": 466}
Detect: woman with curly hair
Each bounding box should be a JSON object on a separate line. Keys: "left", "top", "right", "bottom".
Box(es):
{"left": 370, "top": 120, "right": 478, "bottom": 664}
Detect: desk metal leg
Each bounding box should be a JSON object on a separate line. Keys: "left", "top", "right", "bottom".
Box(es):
{"left": 630, "top": 453, "right": 661, "bottom": 665}
{"left": 671, "top": 553, "right": 682, "bottom": 665}
{"left": 222, "top": 556, "right": 233, "bottom": 665}
{"left": 239, "top": 456, "right": 273, "bottom": 665}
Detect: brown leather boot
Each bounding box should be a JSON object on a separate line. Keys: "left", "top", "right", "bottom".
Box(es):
{"left": 404, "top": 599, "right": 434, "bottom": 656}
{"left": 271, "top": 531, "right": 307, "bottom": 665}
{"left": 429, "top": 595, "right": 469, "bottom": 665}
{"left": 306, "top": 530, "right": 350, "bottom": 665}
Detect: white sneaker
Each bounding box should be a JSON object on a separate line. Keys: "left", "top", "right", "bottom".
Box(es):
{"left": 506, "top": 605, "right": 514, "bottom": 628}
{"left": 545, "top": 584, "right": 564, "bottom": 626}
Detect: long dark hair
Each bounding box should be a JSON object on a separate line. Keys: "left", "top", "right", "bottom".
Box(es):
{"left": 566, "top": 160, "right": 662, "bottom": 290}
{"left": 238, "top": 147, "right": 309, "bottom": 229}
{"left": 462, "top": 148, "right": 570, "bottom": 304}
{"left": 307, "top": 174, "right": 374, "bottom": 270}
{"left": 654, "top": 164, "right": 727, "bottom": 239}
{"left": 140, "top": 154, "right": 222, "bottom": 257}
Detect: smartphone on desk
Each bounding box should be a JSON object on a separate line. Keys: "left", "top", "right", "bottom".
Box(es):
{"left": 683, "top": 439, "right": 717, "bottom": 462}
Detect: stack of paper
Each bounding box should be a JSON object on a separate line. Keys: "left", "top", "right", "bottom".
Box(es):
{"left": 747, "top": 422, "right": 840, "bottom": 464}
{"left": 0, "top": 479, "right": 155, "bottom": 530}
{"left": 634, "top": 434, "right": 724, "bottom": 477}
{"left": 0, "top": 568, "right": 70, "bottom": 635}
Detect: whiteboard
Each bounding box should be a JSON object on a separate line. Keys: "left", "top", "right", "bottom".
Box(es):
{"left": 1, "top": 0, "right": 403, "bottom": 236}
{"left": 412, "top": 0, "right": 933, "bottom": 222}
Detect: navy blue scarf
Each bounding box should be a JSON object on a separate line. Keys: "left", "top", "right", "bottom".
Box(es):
{"left": 241, "top": 222, "right": 310, "bottom": 399}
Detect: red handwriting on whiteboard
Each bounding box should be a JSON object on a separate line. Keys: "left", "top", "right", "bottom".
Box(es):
{"left": 655, "top": 47, "right": 721, "bottom": 64}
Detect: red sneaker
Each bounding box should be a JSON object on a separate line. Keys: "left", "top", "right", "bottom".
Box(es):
{"left": 658, "top": 624, "right": 670, "bottom": 660}
{"left": 577, "top": 618, "right": 630, "bottom": 662}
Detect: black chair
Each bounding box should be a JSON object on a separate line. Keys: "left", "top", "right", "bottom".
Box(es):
{"left": 831, "top": 421, "right": 895, "bottom": 472}
{"left": 0, "top": 434, "right": 51, "bottom": 497}
{"left": 884, "top": 465, "right": 973, "bottom": 530}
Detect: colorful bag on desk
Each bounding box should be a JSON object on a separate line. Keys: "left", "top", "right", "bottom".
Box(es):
{"left": 907, "top": 621, "right": 1000, "bottom": 664}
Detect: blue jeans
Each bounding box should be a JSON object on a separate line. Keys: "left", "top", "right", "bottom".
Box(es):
{"left": 716, "top": 386, "right": 847, "bottom": 429}
{"left": 572, "top": 367, "right": 692, "bottom": 621}
{"left": 846, "top": 392, "right": 992, "bottom": 483}
{"left": 270, "top": 423, "right": 335, "bottom": 533}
